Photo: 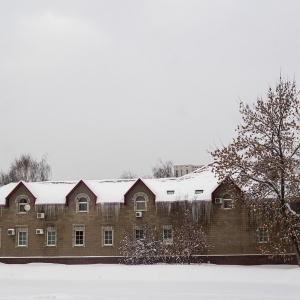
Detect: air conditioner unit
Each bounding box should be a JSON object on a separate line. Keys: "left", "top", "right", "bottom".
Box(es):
{"left": 36, "top": 229, "right": 44, "bottom": 235}
{"left": 215, "top": 198, "right": 223, "bottom": 204}
{"left": 7, "top": 229, "right": 15, "bottom": 236}
{"left": 37, "top": 213, "right": 45, "bottom": 219}
{"left": 136, "top": 211, "right": 142, "bottom": 218}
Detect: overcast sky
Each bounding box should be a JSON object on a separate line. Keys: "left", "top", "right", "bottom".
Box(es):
{"left": 0, "top": 0, "right": 300, "bottom": 180}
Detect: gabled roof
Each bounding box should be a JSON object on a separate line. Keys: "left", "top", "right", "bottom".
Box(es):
{"left": 65, "top": 180, "right": 97, "bottom": 205}
{"left": 0, "top": 165, "right": 221, "bottom": 206}
{"left": 124, "top": 178, "right": 156, "bottom": 204}
{"left": 5, "top": 181, "right": 37, "bottom": 207}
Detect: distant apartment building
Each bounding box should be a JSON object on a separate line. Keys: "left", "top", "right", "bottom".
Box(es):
{"left": 173, "top": 164, "right": 203, "bottom": 177}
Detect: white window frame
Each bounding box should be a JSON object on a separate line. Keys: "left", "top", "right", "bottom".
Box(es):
{"left": 16, "top": 195, "right": 30, "bottom": 214}
{"left": 162, "top": 225, "right": 173, "bottom": 244}
{"left": 102, "top": 226, "right": 114, "bottom": 246}
{"left": 73, "top": 225, "right": 85, "bottom": 247}
{"left": 46, "top": 227, "right": 57, "bottom": 247}
{"left": 258, "top": 227, "right": 269, "bottom": 243}
{"left": 222, "top": 198, "right": 233, "bottom": 210}
{"left": 132, "top": 192, "right": 149, "bottom": 212}
{"left": 76, "top": 194, "right": 89, "bottom": 213}
{"left": 135, "top": 226, "right": 145, "bottom": 240}
{"left": 17, "top": 227, "right": 28, "bottom": 247}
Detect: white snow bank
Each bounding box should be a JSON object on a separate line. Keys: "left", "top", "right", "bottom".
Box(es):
{"left": 0, "top": 263, "right": 299, "bottom": 300}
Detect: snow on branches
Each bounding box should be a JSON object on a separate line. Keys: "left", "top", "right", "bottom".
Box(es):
{"left": 211, "top": 77, "right": 300, "bottom": 265}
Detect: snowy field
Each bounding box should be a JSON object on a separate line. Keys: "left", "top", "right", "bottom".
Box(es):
{"left": 0, "top": 263, "right": 299, "bottom": 300}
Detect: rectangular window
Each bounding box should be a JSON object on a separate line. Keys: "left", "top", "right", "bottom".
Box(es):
{"left": 167, "top": 190, "right": 175, "bottom": 195}
{"left": 103, "top": 226, "right": 113, "bottom": 246}
{"left": 195, "top": 190, "right": 204, "bottom": 194}
{"left": 136, "top": 201, "right": 146, "bottom": 211}
{"left": 259, "top": 227, "right": 269, "bottom": 243}
{"left": 135, "top": 227, "right": 144, "bottom": 240}
{"left": 73, "top": 225, "right": 85, "bottom": 246}
{"left": 163, "top": 225, "right": 173, "bottom": 244}
{"left": 17, "top": 227, "right": 28, "bottom": 247}
{"left": 47, "top": 227, "right": 56, "bottom": 246}
{"left": 223, "top": 199, "right": 233, "bottom": 209}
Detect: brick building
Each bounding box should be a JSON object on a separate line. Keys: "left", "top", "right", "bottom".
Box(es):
{"left": 0, "top": 165, "right": 296, "bottom": 264}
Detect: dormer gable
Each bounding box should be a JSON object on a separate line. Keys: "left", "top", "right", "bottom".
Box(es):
{"left": 124, "top": 178, "right": 156, "bottom": 205}
{"left": 5, "top": 181, "right": 36, "bottom": 208}
{"left": 66, "top": 180, "right": 97, "bottom": 206}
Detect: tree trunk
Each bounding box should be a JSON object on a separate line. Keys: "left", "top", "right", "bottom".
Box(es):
{"left": 293, "top": 240, "right": 300, "bottom": 267}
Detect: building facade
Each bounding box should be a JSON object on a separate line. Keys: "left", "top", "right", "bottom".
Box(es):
{"left": 173, "top": 164, "right": 203, "bottom": 177}
{"left": 0, "top": 166, "right": 296, "bottom": 264}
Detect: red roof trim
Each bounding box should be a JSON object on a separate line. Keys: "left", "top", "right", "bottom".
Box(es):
{"left": 65, "top": 180, "right": 97, "bottom": 206}
{"left": 5, "top": 182, "right": 37, "bottom": 207}
{"left": 124, "top": 178, "right": 156, "bottom": 205}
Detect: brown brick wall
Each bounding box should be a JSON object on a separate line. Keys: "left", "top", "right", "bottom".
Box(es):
{"left": 0, "top": 181, "right": 279, "bottom": 262}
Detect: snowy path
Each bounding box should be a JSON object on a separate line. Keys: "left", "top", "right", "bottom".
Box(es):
{"left": 0, "top": 264, "right": 299, "bottom": 299}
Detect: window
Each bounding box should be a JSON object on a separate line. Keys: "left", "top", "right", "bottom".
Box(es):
{"left": 76, "top": 194, "right": 89, "bottom": 212}
{"left": 258, "top": 227, "right": 269, "bottom": 243}
{"left": 73, "top": 225, "right": 85, "bottom": 246}
{"left": 135, "top": 227, "right": 144, "bottom": 240}
{"left": 167, "top": 190, "right": 175, "bottom": 195}
{"left": 102, "top": 226, "right": 113, "bottom": 246}
{"left": 47, "top": 227, "right": 56, "bottom": 246}
{"left": 133, "top": 193, "right": 149, "bottom": 211}
{"left": 195, "top": 190, "right": 204, "bottom": 194}
{"left": 136, "top": 196, "right": 146, "bottom": 211}
{"left": 163, "top": 225, "right": 173, "bottom": 244}
{"left": 222, "top": 195, "right": 233, "bottom": 209}
{"left": 16, "top": 196, "right": 30, "bottom": 213}
{"left": 17, "top": 227, "right": 28, "bottom": 247}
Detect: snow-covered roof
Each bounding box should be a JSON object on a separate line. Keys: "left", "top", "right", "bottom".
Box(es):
{"left": 0, "top": 165, "right": 220, "bottom": 206}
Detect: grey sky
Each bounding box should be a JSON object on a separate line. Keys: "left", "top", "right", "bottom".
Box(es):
{"left": 1, "top": 1, "right": 299, "bottom": 180}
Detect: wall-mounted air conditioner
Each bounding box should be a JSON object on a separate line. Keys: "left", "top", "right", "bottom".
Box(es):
{"left": 7, "top": 229, "right": 15, "bottom": 235}
{"left": 36, "top": 229, "right": 44, "bottom": 235}
{"left": 136, "top": 211, "right": 142, "bottom": 218}
{"left": 37, "top": 213, "right": 45, "bottom": 219}
{"left": 215, "top": 198, "right": 223, "bottom": 204}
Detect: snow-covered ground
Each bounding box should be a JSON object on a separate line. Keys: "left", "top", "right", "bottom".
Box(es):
{"left": 0, "top": 263, "right": 299, "bottom": 299}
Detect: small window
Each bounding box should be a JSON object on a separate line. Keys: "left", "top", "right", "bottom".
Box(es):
{"left": 17, "top": 227, "right": 28, "bottom": 247}
{"left": 17, "top": 197, "right": 30, "bottom": 214}
{"left": 258, "top": 227, "right": 269, "bottom": 243}
{"left": 47, "top": 227, "right": 56, "bottom": 246}
{"left": 76, "top": 194, "right": 89, "bottom": 213}
{"left": 103, "top": 226, "right": 113, "bottom": 246}
{"left": 195, "top": 190, "right": 203, "bottom": 194}
{"left": 135, "top": 228, "right": 144, "bottom": 240}
{"left": 136, "top": 196, "right": 146, "bottom": 211}
{"left": 73, "top": 225, "right": 85, "bottom": 246}
{"left": 163, "top": 225, "right": 173, "bottom": 244}
{"left": 167, "top": 190, "right": 175, "bottom": 195}
{"left": 222, "top": 195, "right": 233, "bottom": 209}
{"left": 223, "top": 199, "right": 233, "bottom": 209}
{"left": 133, "top": 193, "right": 149, "bottom": 212}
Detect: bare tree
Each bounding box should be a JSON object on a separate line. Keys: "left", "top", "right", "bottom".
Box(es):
{"left": 152, "top": 159, "right": 173, "bottom": 178}
{"left": 0, "top": 154, "right": 51, "bottom": 186}
{"left": 211, "top": 77, "right": 300, "bottom": 265}
{"left": 120, "top": 170, "right": 137, "bottom": 179}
